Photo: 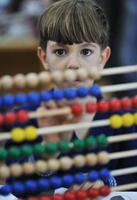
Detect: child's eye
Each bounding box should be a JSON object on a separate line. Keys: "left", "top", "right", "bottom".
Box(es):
{"left": 55, "top": 49, "right": 67, "bottom": 56}
{"left": 81, "top": 49, "right": 93, "bottom": 56}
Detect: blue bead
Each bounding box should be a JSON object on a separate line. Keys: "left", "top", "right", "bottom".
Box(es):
{"left": 64, "top": 88, "right": 77, "bottom": 100}
{"left": 12, "top": 182, "right": 25, "bottom": 195}
{"left": 3, "top": 94, "right": 15, "bottom": 107}
{"left": 76, "top": 86, "right": 89, "bottom": 97}
{"left": 52, "top": 89, "right": 64, "bottom": 101}
{"left": 37, "top": 178, "right": 50, "bottom": 191}
{"left": 27, "top": 92, "right": 40, "bottom": 106}
{"left": 25, "top": 180, "right": 37, "bottom": 193}
{"left": 0, "top": 98, "right": 3, "bottom": 108}
{"left": 88, "top": 84, "right": 102, "bottom": 98}
{"left": 74, "top": 173, "right": 86, "bottom": 184}
{"left": 0, "top": 185, "right": 11, "bottom": 196}
{"left": 15, "top": 93, "right": 27, "bottom": 106}
{"left": 49, "top": 176, "right": 62, "bottom": 189}
{"left": 62, "top": 175, "right": 74, "bottom": 187}
{"left": 88, "top": 170, "right": 99, "bottom": 182}
{"left": 40, "top": 91, "right": 52, "bottom": 102}
{"left": 99, "top": 168, "right": 110, "bottom": 180}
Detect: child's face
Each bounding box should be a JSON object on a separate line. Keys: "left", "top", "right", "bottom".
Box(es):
{"left": 38, "top": 40, "right": 111, "bottom": 88}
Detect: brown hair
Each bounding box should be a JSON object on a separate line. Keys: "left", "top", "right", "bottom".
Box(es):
{"left": 38, "top": 0, "right": 109, "bottom": 50}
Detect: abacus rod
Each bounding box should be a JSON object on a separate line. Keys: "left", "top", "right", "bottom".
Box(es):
{"left": 109, "top": 149, "right": 137, "bottom": 160}
{"left": 113, "top": 182, "right": 137, "bottom": 191}
{"left": 101, "top": 82, "right": 137, "bottom": 93}
{"left": 112, "top": 166, "right": 137, "bottom": 177}
{"left": 102, "top": 65, "right": 137, "bottom": 76}
{"left": 108, "top": 133, "right": 137, "bottom": 143}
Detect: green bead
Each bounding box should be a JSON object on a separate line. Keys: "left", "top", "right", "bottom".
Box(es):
{"left": 8, "top": 147, "right": 21, "bottom": 159}
{"left": 85, "top": 136, "right": 97, "bottom": 149}
{"left": 97, "top": 134, "right": 108, "bottom": 147}
{"left": 73, "top": 139, "right": 85, "bottom": 151}
{"left": 58, "top": 140, "right": 70, "bottom": 153}
{"left": 0, "top": 149, "right": 7, "bottom": 160}
{"left": 45, "top": 143, "right": 58, "bottom": 154}
{"left": 33, "top": 144, "right": 45, "bottom": 155}
{"left": 21, "top": 145, "right": 33, "bottom": 157}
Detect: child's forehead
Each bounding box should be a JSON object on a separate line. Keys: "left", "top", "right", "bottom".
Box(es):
{"left": 47, "top": 41, "right": 99, "bottom": 48}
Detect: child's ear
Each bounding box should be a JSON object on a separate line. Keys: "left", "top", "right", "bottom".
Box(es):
{"left": 37, "top": 46, "right": 49, "bottom": 70}
{"left": 99, "top": 46, "right": 111, "bottom": 69}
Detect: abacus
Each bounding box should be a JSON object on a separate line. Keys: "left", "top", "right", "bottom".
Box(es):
{"left": 0, "top": 65, "right": 137, "bottom": 200}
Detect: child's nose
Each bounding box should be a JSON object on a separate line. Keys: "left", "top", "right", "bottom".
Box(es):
{"left": 66, "top": 59, "right": 80, "bottom": 70}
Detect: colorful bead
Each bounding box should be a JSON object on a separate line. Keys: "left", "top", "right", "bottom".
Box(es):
{"left": 109, "top": 115, "right": 123, "bottom": 129}
{"left": 8, "top": 147, "right": 21, "bottom": 159}
{"left": 98, "top": 100, "right": 109, "bottom": 112}
{"left": 27, "top": 92, "right": 40, "bottom": 106}
{"left": 88, "top": 170, "right": 99, "bottom": 182}
{"left": 97, "top": 134, "right": 108, "bottom": 147}
{"left": 10, "top": 164, "right": 23, "bottom": 177}
{"left": 99, "top": 186, "right": 111, "bottom": 196}
{"left": 33, "top": 143, "right": 45, "bottom": 155}
{"left": 40, "top": 91, "right": 52, "bottom": 102}
{"left": 89, "top": 84, "right": 101, "bottom": 99}
{"left": 47, "top": 159, "right": 60, "bottom": 171}
{"left": 37, "top": 178, "right": 50, "bottom": 191}
{"left": 25, "top": 126, "right": 37, "bottom": 141}
{"left": 64, "top": 88, "right": 77, "bottom": 100}
{"left": 121, "top": 97, "right": 132, "bottom": 109}
{"left": 35, "top": 160, "right": 48, "bottom": 174}
{"left": 122, "top": 113, "right": 134, "bottom": 127}
{"left": 58, "top": 140, "right": 70, "bottom": 153}
{"left": 76, "top": 86, "right": 89, "bottom": 97}
{"left": 109, "top": 98, "right": 121, "bottom": 111}
{"left": 59, "top": 157, "right": 73, "bottom": 170}
{"left": 73, "top": 139, "right": 85, "bottom": 151}
{"left": 97, "top": 152, "right": 110, "bottom": 164}
{"left": 0, "top": 114, "right": 4, "bottom": 126}
{"left": 75, "top": 190, "right": 88, "bottom": 200}
{"left": 15, "top": 93, "right": 27, "bottom": 106}
{"left": 85, "top": 153, "right": 97, "bottom": 166}
{"left": 21, "top": 145, "right": 33, "bottom": 157}
{"left": 73, "top": 155, "right": 86, "bottom": 167}
{"left": 74, "top": 173, "right": 86, "bottom": 184}
{"left": 132, "top": 96, "right": 137, "bottom": 108}
{"left": 52, "top": 89, "right": 64, "bottom": 101}
{"left": 11, "top": 128, "right": 25, "bottom": 143}
{"left": 13, "top": 74, "right": 26, "bottom": 89}
{"left": 62, "top": 175, "right": 74, "bottom": 187}
{"left": 45, "top": 143, "right": 58, "bottom": 154}
{"left": 3, "top": 94, "right": 15, "bottom": 107}
{"left": 88, "top": 188, "right": 99, "bottom": 198}
{"left": 71, "top": 103, "right": 83, "bottom": 117}
{"left": 86, "top": 102, "right": 97, "bottom": 113}
{"left": 38, "top": 71, "right": 51, "bottom": 85}
{"left": 12, "top": 182, "right": 25, "bottom": 195}
{"left": 25, "top": 180, "right": 37, "bottom": 193}
{"left": 23, "top": 163, "right": 35, "bottom": 175}
{"left": 0, "top": 148, "right": 7, "bottom": 160}
{"left": 0, "top": 185, "right": 12, "bottom": 196}
{"left": 50, "top": 176, "right": 62, "bottom": 189}
{"left": 85, "top": 136, "right": 97, "bottom": 150}
{"left": 64, "top": 191, "right": 76, "bottom": 200}
{"left": 4, "top": 112, "right": 16, "bottom": 125}
{"left": 17, "top": 110, "right": 29, "bottom": 123}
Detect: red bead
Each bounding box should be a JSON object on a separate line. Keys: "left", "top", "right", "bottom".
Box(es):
{"left": 4, "top": 112, "right": 16, "bottom": 125}
{"left": 64, "top": 191, "right": 76, "bottom": 200}
{"left": 109, "top": 98, "right": 121, "bottom": 111}
{"left": 87, "top": 188, "right": 99, "bottom": 198}
{"left": 97, "top": 100, "right": 110, "bottom": 112}
{"left": 0, "top": 114, "right": 4, "bottom": 126}
{"left": 40, "top": 196, "right": 51, "bottom": 200}
{"left": 28, "top": 197, "right": 38, "bottom": 200}
{"left": 121, "top": 97, "right": 132, "bottom": 109}
{"left": 132, "top": 96, "right": 137, "bottom": 108}
{"left": 71, "top": 103, "right": 84, "bottom": 117}
{"left": 52, "top": 194, "right": 64, "bottom": 200}
{"left": 86, "top": 102, "right": 97, "bottom": 113}
{"left": 17, "top": 110, "right": 29, "bottom": 123}
{"left": 99, "top": 186, "right": 111, "bottom": 197}
{"left": 75, "top": 190, "right": 88, "bottom": 200}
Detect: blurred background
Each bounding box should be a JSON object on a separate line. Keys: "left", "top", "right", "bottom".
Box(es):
{"left": 0, "top": 0, "right": 137, "bottom": 96}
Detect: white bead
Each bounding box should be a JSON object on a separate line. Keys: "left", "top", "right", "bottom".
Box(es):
{"left": 1, "top": 75, "right": 13, "bottom": 90}
{"left": 73, "top": 155, "right": 86, "bottom": 167}
{"left": 26, "top": 73, "right": 39, "bottom": 87}
{"left": 35, "top": 160, "right": 48, "bottom": 173}
{"left": 77, "top": 68, "right": 88, "bottom": 81}
{"left": 97, "top": 151, "right": 110, "bottom": 164}
{"left": 13, "top": 74, "right": 26, "bottom": 88}
{"left": 88, "top": 68, "right": 101, "bottom": 80}
{"left": 38, "top": 71, "right": 51, "bottom": 84}
{"left": 63, "top": 69, "right": 77, "bottom": 82}
{"left": 59, "top": 157, "right": 73, "bottom": 170}
{"left": 47, "top": 159, "right": 60, "bottom": 171}
{"left": 51, "top": 70, "right": 63, "bottom": 83}
{"left": 23, "top": 163, "right": 35, "bottom": 175}
{"left": 10, "top": 164, "right": 23, "bottom": 177}
{"left": 85, "top": 153, "right": 97, "bottom": 166}
{"left": 0, "top": 165, "right": 10, "bottom": 179}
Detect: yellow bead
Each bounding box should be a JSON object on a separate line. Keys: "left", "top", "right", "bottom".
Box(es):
{"left": 134, "top": 113, "right": 137, "bottom": 124}
{"left": 109, "top": 115, "right": 123, "bottom": 129}
{"left": 122, "top": 113, "right": 134, "bottom": 127}
{"left": 25, "top": 126, "right": 37, "bottom": 141}
{"left": 11, "top": 128, "right": 25, "bottom": 143}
